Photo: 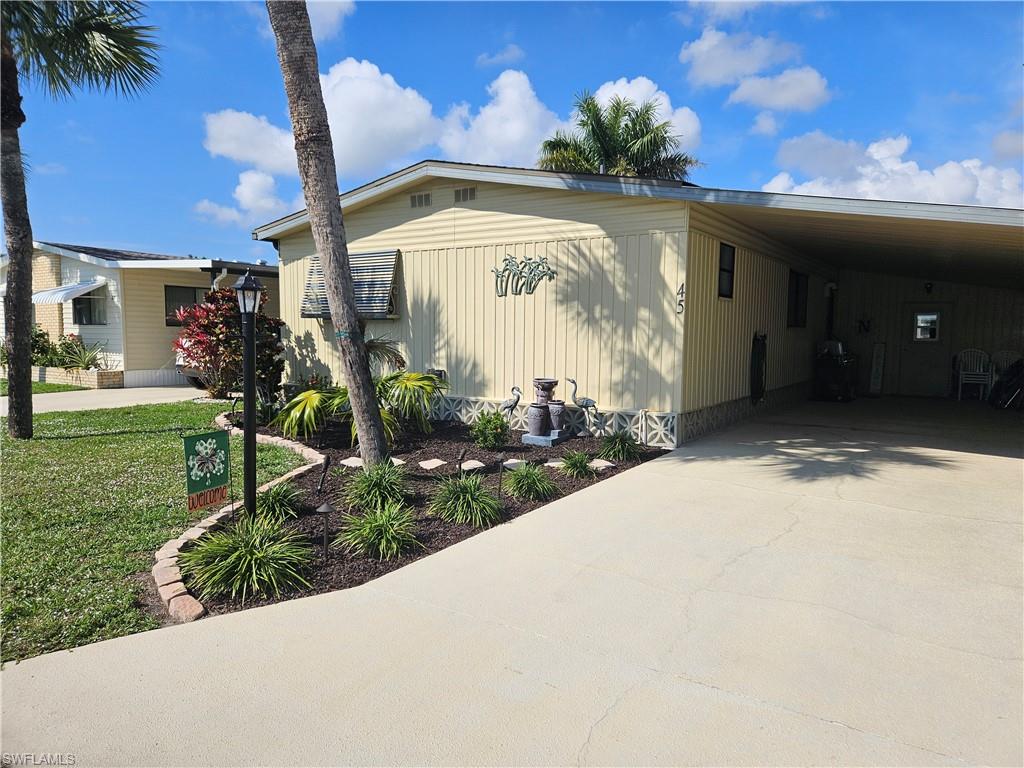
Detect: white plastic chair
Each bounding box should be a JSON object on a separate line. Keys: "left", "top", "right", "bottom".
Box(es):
{"left": 991, "top": 350, "right": 1023, "bottom": 379}
{"left": 956, "top": 349, "right": 992, "bottom": 400}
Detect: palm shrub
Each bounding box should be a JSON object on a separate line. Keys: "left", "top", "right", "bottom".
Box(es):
{"left": 343, "top": 461, "right": 408, "bottom": 511}
{"left": 179, "top": 515, "right": 313, "bottom": 602}
{"left": 429, "top": 473, "right": 502, "bottom": 528}
{"left": 335, "top": 501, "right": 420, "bottom": 560}
{"left": 598, "top": 430, "right": 643, "bottom": 461}
{"left": 560, "top": 450, "right": 596, "bottom": 479}
{"left": 503, "top": 463, "right": 560, "bottom": 501}
{"left": 256, "top": 482, "right": 302, "bottom": 522}
{"left": 376, "top": 370, "right": 446, "bottom": 433}
{"left": 470, "top": 411, "right": 510, "bottom": 449}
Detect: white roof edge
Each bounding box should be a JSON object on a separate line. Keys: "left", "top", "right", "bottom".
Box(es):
{"left": 33, "top": 242, "right": 221, "bottom": 270}
{"left": 252, "top": 162, "right": 1024, "bottom": 241}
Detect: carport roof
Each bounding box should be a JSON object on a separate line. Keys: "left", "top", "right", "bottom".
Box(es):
{"left": 252, "top": 160, "right": 1024, "bottom": 287}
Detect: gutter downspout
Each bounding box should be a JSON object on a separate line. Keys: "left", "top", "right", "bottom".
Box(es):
{"left": 211, "top": 267, "right": 229, "bottom": 289}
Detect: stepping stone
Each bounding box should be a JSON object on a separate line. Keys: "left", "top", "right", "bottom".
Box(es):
{"left": 390, "top": 458, "right": 406, "bottom": 466}
{"left": 544, "top": 460, "right": 564, "bottom": 468}
{"left": 588, "top": 458, "right": 616, "bottom": 470}
{"left": 461, "top": 460, "right": 486, "bottom": 471}
{"left": 339, "top": 457, "right": 363, "bottom": 468}
{"left": 503, "top": 458, "right": 527, "bottom": 470}
{"left": 419, "top": 458, "right": 447, "bottom": 470}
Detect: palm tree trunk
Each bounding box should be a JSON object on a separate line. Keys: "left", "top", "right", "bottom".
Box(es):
{"left": 265, "top": 0, "right": 388, "bottom": 466}
{"left": 1, "top": 31, "right": 34, "bottom": 439}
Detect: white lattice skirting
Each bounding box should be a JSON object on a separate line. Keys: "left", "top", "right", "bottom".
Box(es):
{"left": 432, "top": 396, "right": 680, "bottom": 449}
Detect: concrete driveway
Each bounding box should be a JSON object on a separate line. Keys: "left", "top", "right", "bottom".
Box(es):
{"left": 2, "top": 399, "right": 1021, "bottom": 766}
{"left": 0, "top": 385, "right": 199, "bottom": 415}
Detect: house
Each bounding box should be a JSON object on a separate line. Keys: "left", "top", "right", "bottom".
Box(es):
{"left": 252, "top": 160, "right": 1024, "bottom": 447}
{"left": 2, "top": 242, "right": 279, "bottom": 388}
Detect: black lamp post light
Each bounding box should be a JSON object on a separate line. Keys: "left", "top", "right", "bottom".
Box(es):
{"left": 233, "top": 270, "right": 262, "bottom": 517}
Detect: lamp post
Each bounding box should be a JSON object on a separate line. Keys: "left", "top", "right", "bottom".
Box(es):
{"left": 233, "top": 270, "right": 262, "bottom": 517}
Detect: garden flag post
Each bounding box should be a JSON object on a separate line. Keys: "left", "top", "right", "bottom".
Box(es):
{"left": 183, "top": 430, "right": 231, "bottom": 513}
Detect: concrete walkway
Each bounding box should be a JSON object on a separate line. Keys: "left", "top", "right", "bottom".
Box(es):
{"left": 0, "top": 385, "right": 198, "bottom": 416}
{"left": 2, "top": 399, "right": 1021, "bottom": 766}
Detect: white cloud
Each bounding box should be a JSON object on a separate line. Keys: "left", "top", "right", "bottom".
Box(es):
{"left": 195, "top": 170, "right": 299, "bottom": 226}
{"left": 750, "top": 110, "right": 778, "bottom": 136}
{"left": 775, "top": 130, "right": 862, "bottom": 177}
{"left": 306, "top": 1, "right": 355, "bottom": 41}
{"left": 203, "top": 109, "right": 296, "bottom": 175}
{"left": 476, "top": 43, "right": 525, "bottom": 67}
{"left": 34, "top": 162, "right": 67, "bottom": 175}
{"left": 439, "top": 70, "right": 564, "bottom": 167}
{"left": 763, "top": 133, "right": 1023, "bottom": 208}
{"left": 992, "top": 130, "right": 1023, "bottom": 161}
{"left": 694, "top": 1, "right": 762, "bottom": 21}
{"left": 679, "top": 27, "right": 797, "bottom": 87}
{"left": 320, "top": 58, "right": 439, "bottom": 176}
{"left": 728, "top": 66, "right": 831, "bottom": 112}
{"left": 592, "top": 76, "right": 702, "bottom": 151}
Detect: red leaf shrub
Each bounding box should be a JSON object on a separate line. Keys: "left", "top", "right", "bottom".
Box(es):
{"left": 173, "top": 287, "right": 285, "bottom": 400}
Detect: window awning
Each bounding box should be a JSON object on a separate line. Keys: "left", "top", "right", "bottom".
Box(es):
{"left": 300, "top": 250, "right": 399, "bottom": 320}
{"left": 32, "top": 277, "right": 107, "bottom": 305}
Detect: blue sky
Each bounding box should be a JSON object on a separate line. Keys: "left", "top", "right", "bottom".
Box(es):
{"left": 14, "top": 1, "right": 1024, "bottom": 263}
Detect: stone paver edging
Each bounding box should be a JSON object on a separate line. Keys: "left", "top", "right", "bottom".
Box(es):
{"left": 150, "top": 413, "right": 326, "bottom": 623}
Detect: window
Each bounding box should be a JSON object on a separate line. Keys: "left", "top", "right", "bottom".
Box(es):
{"left": 72, "top": 289, "right": 107, "bottom": 325}
{"left": 409, "top": 192, "right": 432, "bottom": 208}
{"left": 718, "top": 243, "right": 736, "bottom": 298}
{"left": 787, "top": 270, "right": 808, "bottom": 327}
{"left": 165, "top": 285, "right": 207, "bottom": 326}
{"left": 454, "top": 187, "right": 476, "bottom": 203}
{"left": 913, "top": 311, "right": 940, "bottom": 341}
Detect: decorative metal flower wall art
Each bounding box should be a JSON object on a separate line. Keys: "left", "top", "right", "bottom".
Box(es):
{"left": 492, "top": 255, "right": 556, "bottom": 297}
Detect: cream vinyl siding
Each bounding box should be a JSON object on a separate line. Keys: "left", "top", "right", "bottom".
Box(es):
{"left": 278, "top": 181, "right": 688, "bottom": 412}
{"left": 60, "top": 258, "right": 124, "bottom": 369}
{"left": 834, "top": 269, "right": 1024, "bottom": 394}
{"left": 682, "top": 205, "right": 830, "bottom": 412}
{"left": 122, "top": 269, "right": 280, "bottom": 373}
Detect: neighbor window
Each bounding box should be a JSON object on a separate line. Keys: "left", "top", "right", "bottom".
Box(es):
{"left": 410, "top": 192, "right": 432, "bottom": 208}
{"left": 454, "top": 187, "right": 476, "bottom": 203}
{"left": 165, "top": 285, "right": 206, "bottom": 326}
{"left": 913, "top": 311, "right": 940, "bottom": 341}
{"left": 718, "top": 243, "right": 736, "bottom": 298}
{"left": 787, "top": 270, "right": 808, "bottom": 327}
{"left": 72, "top": 289, "right": 107, "bottom": 325}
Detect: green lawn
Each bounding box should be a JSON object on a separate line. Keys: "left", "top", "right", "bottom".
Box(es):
{"left": 0, "top": 379, "right": 87, "bottom": 395}
{"left": 1, "top": 401, "right": 306, "bottom": 662}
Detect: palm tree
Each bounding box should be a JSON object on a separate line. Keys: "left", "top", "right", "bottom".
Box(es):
{"left": 265, "top": 0, "right": 390, "bottom": 468}
{"left": 1, "top": 1, "right": 159, "bottom": 439}
{"left": 538, "top": 92, "right": 698, "bottom": 181}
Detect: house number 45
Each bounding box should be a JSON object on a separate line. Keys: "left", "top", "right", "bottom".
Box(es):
{"left": 676, "top": 283, "right": 685, "bottom": 313}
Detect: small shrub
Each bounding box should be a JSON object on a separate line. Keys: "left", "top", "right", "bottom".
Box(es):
{"left": 343, "top": 461, "right": 408, "bottom": 511}
{"left": 560, "top": 450, "right": 596, "bottom": 479}
{"left": 598, "top": 430, "right": 642, "bottom": 461}
{"left": 429, "top": 474, "right": 502, "bottom": 528}
{"left": 470, "top": 411, "right": 510, "bottom": 449}
{"left": 179, "top": 515, "right": 312, "bottom": 602}
{"left": 59, "top": 338, "right": 107, "bottom": 370}
{"left": 503, "top": 463, "right": 559, "bottom": 501}
{"left": 335, "top": 501, "right": 420, "bottom": 560}
{"left": 256, "top": 482, "right": 302, "bottom": 522}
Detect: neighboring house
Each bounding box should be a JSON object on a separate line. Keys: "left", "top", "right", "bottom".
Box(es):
{"left": 3, "top": 242, "right": 278, "bottom": 388}
{"left": 253, "top": 160, "right": 1023, "bottom": 447}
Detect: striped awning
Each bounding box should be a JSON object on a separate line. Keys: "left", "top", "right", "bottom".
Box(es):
{"left": 300, "top": 250, "right": 399, "bottom": 320}
{"left": 32, "top": 277, "right": 107, "bottom": 304}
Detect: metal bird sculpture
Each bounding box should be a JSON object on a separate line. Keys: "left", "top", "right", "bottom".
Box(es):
{"left": 566, "top": 378, "right": 598, "bottom": 418}
{"left": 499, "top": 386, "right": 522, "bottom": 418}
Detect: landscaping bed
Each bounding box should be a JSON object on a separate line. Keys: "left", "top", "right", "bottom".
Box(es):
{"left": 198, "top": 417, "right": 664, "bottom": 617}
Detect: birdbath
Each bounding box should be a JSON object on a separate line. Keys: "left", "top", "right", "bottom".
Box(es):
{"left": 532, "top": 377, "right": 558, "bottom": 405}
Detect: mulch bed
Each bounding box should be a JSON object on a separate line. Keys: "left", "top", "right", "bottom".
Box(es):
{"left": 191, "top": 418, "right": 664, "bottom": 617}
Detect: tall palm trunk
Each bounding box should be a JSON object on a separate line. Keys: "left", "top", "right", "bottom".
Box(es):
{"left": 1, "top": 30, "right": 34, "bottom": 439}
{"left": 265, "top": 0, "right": 388, "bottom": 466}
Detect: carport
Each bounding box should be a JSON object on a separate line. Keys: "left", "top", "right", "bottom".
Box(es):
{"left": 697, "top": 193, "right": 1024, "bottom": 399}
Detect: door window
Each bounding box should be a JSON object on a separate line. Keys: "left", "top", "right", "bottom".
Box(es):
{"left": 913, "top": 311, "right": 940, "bottom": 341}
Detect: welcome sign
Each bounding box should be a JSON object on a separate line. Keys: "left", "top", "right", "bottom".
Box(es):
{"left": 183, "top": 430, "right": 231, "bottom": 512}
